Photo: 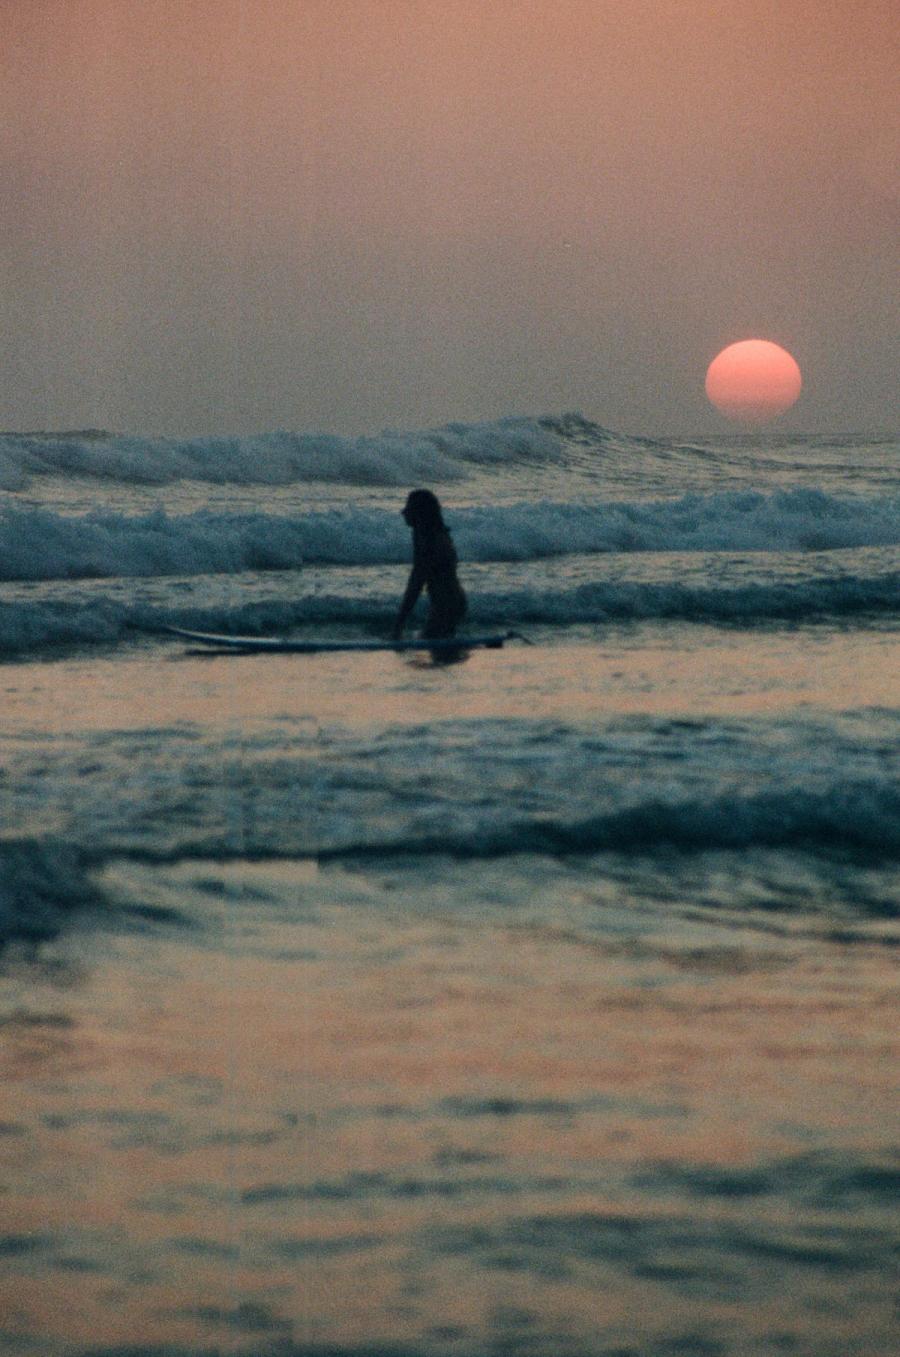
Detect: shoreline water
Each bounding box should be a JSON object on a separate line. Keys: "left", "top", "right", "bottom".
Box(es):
{"left": 2, "top": 877, "right": 896, "bottom": 1356}
{"left": 2, "top": 621, "right": 899, "bottom": 731}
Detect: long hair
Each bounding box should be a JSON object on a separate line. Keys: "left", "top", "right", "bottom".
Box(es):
{"left": 403, "top": 489, "right": 446, "bottom": 533}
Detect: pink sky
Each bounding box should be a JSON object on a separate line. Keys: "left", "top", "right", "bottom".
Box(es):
{"left": 2, "top": 0, "right": 897, "bottom": 434}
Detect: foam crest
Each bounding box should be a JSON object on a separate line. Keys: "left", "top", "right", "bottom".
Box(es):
{"left": 459, "top": 489, "right": 900, "bottom": 558}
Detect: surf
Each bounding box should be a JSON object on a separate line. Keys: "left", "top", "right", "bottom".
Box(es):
{"left": 0, "top": 414, "right": 606, "bottom": 491}
{"left": 3, "top": 488, "right": 898, "bottom": 583}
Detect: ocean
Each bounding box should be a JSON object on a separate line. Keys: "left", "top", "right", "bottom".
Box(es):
{"left": 0, "top": 415, "right": 897, "bottom": 1357}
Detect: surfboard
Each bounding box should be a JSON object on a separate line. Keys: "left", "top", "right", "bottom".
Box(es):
{"left": 161, "top": 625, "right": 517, "bottom": 654}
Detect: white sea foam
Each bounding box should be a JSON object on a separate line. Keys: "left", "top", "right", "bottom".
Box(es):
{"left": 3, "top": 489, "right": 898, "bottom": 583}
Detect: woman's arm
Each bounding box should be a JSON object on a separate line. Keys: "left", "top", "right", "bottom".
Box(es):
{"left": 392, "top": 564, "right": 425, "bottom": 637}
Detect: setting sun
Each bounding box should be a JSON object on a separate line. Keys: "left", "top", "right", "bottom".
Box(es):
{"left": 705, "top": 339, "right": 802, "bottom": 423}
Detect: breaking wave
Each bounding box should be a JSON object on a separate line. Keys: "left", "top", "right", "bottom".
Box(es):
{"left": 0, "top": 415, "right": 609, "bottom": 491}
{"left": 3, "top": 489, "right": 898, "bottom": 583}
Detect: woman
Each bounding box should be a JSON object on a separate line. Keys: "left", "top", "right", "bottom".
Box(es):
{"left": 392, "top": 489, "right": 467, "bottom": 640}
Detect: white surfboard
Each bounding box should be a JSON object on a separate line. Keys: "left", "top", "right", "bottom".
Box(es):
{"left": 162, "top": 625, "right": 518, "bottom": 654}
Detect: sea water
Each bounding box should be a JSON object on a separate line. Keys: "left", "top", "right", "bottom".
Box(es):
{"left": 0, "top": 416, "right": 897, "bottom": 1356}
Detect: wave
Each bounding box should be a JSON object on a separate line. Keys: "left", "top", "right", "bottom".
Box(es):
{"left": 322, "top": 779, "right": 900, "bottom": 869}
{"left": 0, "top": 836, "right": 197, "bottom": 947}
{"left": 0, "top": 838, "right": 104, "bottom": 945}
{"left": 0, "top": 414, "right": 612, "bottom": 491}
{"left": 1, "top": 569, "right": 897, "bottom": 657}
{"left": 3, "top": 488, "right": 898, "bottom": 582}
{"left": 3, "top": 766, "right": 896, "bottom": 948}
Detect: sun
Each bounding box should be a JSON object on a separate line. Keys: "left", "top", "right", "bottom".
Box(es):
{"left": 705, "top": 340, "right": 802, "bottom": 424}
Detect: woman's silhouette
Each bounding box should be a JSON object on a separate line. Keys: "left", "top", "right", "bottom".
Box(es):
{"left": 392, "top": 490, "right": 467, "bottom": 640}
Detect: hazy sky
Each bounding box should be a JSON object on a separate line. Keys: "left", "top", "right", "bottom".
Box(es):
{"left": 2, "top": 0, "right": 897, "bottom": 436}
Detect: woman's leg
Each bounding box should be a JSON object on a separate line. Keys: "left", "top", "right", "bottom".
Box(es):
{"left": 424, "top": 597, "right": 466, "bottom": 639}
{"left": 423, "top": 612, "right": 455, "bottom": 639}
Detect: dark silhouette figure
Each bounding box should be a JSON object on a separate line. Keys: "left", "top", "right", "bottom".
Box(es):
{"left": 392, "top": 490, "right": 467, "bottom": 640}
